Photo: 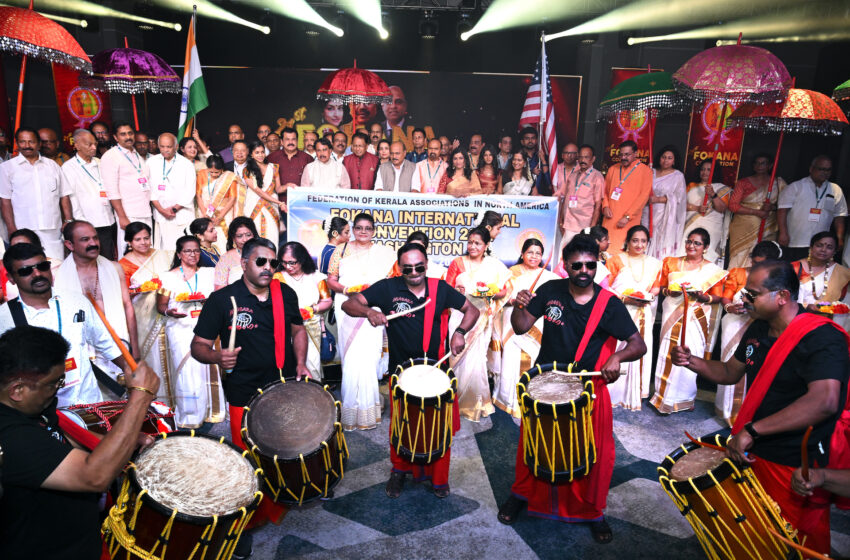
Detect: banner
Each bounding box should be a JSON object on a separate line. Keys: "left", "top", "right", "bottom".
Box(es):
{"left": 602, "top": 68, "right": 661, "bottom": 173}
{"left": 52, "top": 63, "right": 111, "bottom": 153}
{"left": 684, "top": 101, "right": 744, "bottom": 187}
{"left": 287, "top": 190, "right": 560, "bottom": 268}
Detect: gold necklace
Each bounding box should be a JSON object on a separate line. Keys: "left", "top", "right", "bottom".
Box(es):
{"left": 626, "top": 254, "right": 646, "bottom": 284}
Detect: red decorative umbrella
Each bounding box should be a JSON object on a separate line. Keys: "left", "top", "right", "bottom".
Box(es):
{"left": 0, "top": 4, "right": 92, "bottom": 144}
{"left": 317, "top": 60, "right": 391, "bottom": 105}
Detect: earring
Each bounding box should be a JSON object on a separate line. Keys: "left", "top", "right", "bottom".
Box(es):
{"left": 332, "top": 232, "right": 338, "bottom": 238}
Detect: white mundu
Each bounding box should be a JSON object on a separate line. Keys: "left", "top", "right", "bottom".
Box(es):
{"left": 149, "top": 152, "right": 197, "bottom": 250}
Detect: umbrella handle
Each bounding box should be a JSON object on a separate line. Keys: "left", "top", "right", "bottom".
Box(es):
{"left": 13, "top": 55, "right": 27, "bottom": 153}
{"left": 757, "top": 130, "right": 784, "bottom": 242}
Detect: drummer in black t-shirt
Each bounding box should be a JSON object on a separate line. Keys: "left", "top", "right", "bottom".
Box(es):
{"left": 342, "top": 241, "right": 479, "bottom": 498}
{"left": 0, "top": 326, "right": 160, "bottom": 560}
{"left": 672, "top": 260, "right": 849, "bottom": 556}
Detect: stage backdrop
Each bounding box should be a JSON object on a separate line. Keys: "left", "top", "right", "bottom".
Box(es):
{"left": 601, "top": 67, "right": 662, "bottom": 173}
{"left": 52, "top": 63, "right": 111, "bottom": 153}
{"left": 163, "top": 68, "right": 580, "bottom": 152}
{"left": 684, "top": 101, "right": 745, "bottom": 187}
{"left": 287, "top": 189, "right": 560, "bottom": 269}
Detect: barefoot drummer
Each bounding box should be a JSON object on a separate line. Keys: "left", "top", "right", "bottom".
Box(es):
{"left": 497, "top": 234, "right": 646, "bottom": 544}
{"left": 342, "top": 241, "right": 479, "bottom": 499}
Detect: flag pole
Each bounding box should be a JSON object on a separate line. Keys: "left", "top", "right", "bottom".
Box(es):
{"left": 538, "top": 31, "right": 547, "bottom": 180}
{"left": 191, "top": 5, "right": 198, "bottom": 134}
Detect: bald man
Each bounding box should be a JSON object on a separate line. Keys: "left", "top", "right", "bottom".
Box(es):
{"left": 149, "top": 133, "right": 197, "bottom": 250}
{"left": 63, "top": 130, "right": 117, "bottom": 259}
{"left": 375, "top": 141, "right": 416, "bottom": 193}
{"left": 39, "top": 128, "right": 70, "bottom": 166}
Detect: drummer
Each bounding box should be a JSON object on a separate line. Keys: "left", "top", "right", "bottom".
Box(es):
{"left": 0, "top": 325, "right": 159, "bottom": 560}
{"left": 497, "top": 233, "right": 646, "bottom": 544}
{"left": 342, "top": 242, "right": 479, "bottom": 498}
{"left": 672, "top": 259, "right": 849, "bottom": 556}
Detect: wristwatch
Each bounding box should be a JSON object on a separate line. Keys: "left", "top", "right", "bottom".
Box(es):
{"left": 454, "top": 327, "right": 468, "bottom": 336}
{"left": 744, "top": 421, "right": 760, "bottom": 439}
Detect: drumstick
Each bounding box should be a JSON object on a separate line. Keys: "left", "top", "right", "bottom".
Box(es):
{"left": 679, "top": 289, "right": 689, "bottom": 347}
{"left": 801, "top": 425, "right": 814, "bottom": 481}
{"left": 433, "top": 350, "right": 453, "bottom": 369}
{"left": 518, "top": 250, "right": 555, "bottom": 310}
{"left": 85, "top": 292, "right": 138, "bottom": 371}
{"left": 385, "top": 298, "right": 430, "bottom": 321}
{"left": 684, "top": 431, "right": 726, "bottom": 452}
{"left": 228, "top": 296, "right": 238, "bottom": 351}
{"left": 554, "top": 370, "right": 603, "bottom": 377}
{"left": 767, "top": 528, "right": 831, "bottom": 560}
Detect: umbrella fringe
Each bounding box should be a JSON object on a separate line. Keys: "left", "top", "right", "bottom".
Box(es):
{"left": 0, "top": 37, "right": 91, "bottom": 74}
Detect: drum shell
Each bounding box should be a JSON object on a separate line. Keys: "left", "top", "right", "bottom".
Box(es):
{"left": 60, "top": 401, "right": 175, "bottom": 435}
{"left": 390, "top": 357, "right": 457, "bottom": 465}
{"left": 518, "top": 363, "right": 596, "bottom": 482}
{"left": 104, "top": 432, "right": 261, "bottom": 560}
{"left": 242, "top": 379, "right": 347, "bottom": 505}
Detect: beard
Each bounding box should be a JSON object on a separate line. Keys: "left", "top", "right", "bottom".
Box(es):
{"left": 570, "top": 274, "right": 593, "bottom": 288}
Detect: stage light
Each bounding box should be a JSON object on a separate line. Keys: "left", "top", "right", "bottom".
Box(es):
{"left": 461, "top": 0, "right": 584, "bottom": 40}
{"left": 545, "top": 0, "right": 803, "bottom": 42}
{"left": 339, "top": 0, "right": 388, "bottom": 40}
{"left": 419, "top": 11, "right": 439, "bottom": 40}
{"left": 457, "top": 13, "right": 473, "bottom": 39}
{"left": 244, "top": 0, "right": 344, "bottom": 37}
{"left": 717, "top": 30, "right": 850, "bottom": 45}
{"left": 2, "top": 0, "right": 181, "bottom": 30}
{"left": 151, "top": 0, "right": 270, "bottom": 34}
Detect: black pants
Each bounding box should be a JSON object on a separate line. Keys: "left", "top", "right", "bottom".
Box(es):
{"left": 97, "top": 223, "right": 118, "bottom": 261}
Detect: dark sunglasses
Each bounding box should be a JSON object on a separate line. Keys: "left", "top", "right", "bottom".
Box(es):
{"left": 401, "top": 264, "right": 427, "bottom": 275}
{"left": 741, "top": 288, "right": 777, "bottom": 303}
{"left": 16, "top": 261, "right": 52, "bottom": 277}
{"left": 254, "top": 257, "right": 280, "bottom": 269}
{"left": 570, "top": 261, "right": 598, "bottom": 271}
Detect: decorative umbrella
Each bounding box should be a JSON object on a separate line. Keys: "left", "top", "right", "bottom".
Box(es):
{"left": 82, "top": 47, "right": 180, "bottom": 94}
{"left": 596, "top": 71, "right": 689, "bottom": 121}
{"left": 0, "top": 4, "right": 92, "bottom": 140}
{"left": 317, "top": 60, "right": 391, "bottom": 133}
{"left": 833, "top": 77, "right": 850, "bottom": 113}
{"left": 673, "top": 39, "right": 792, "bottom": 245}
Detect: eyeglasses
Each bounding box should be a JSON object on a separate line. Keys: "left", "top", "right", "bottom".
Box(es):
{"left": 401, "top": 264, "right": 427, "bottom": 275}
{"left": 814, "top": 166, "right": 832, "bottom": 173}
{"left": 741, "top": 288, "right": 778, "bottom": 303}
{"left": 281, "top": 260, "right": 299, "bottom": 267}
{"left": 570, "top": 261, "right": 598, "bottom": 271}
{"left": 254, "top": 257, "right": 280, "bottom": 269}
{"left": 353, "top": 226, "right": 374, "bottom": 232}
{"left": 23, "top": 375, "right": 65, "bottom": 390}
{"left": 685, "top": 239, "right": 705, "bottom": 247}
{"left": 181, "top": 249, "right": 201, "bottom": 254}
{"left": 16, "top": 261, "right": 52, "bottom": 277}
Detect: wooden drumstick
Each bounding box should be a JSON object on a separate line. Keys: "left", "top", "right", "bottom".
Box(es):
{"left": 385, "top": 298, "right": 430, "bottom": 321}
{"left": 679, "top": 289, "right": 689, "bottom": 347}
{"left": 801, "top": 425, "right": 814, "bottom": 482}
{"left": 228, "top": 296, "right": 238, "bottom": 351}
{"left": 518, "top": 249, "right": 555, "bottom": 310}
{"left": 684, "top": 431, "right": 725, "bottom": 452}
{"left": 86, "top": 292, "right": 137, "bottom": 371}
{"left": 767, "top": 528, "right": 831, "bottom": 560}
{"left": 555, "top": 371, "right": 603, "bottom": 377}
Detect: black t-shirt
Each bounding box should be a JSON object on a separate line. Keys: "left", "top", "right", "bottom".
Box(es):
{"left": 0, "top": 402, "right": 101, "bottom": 560}
{"left": 362, "top": 277, "right": 467, "bottom": 373}
{"left": 194, "top": 279, "right": 303, "bottom": 407}
{"left": 526, "top": 281, "right": 638, "bottom": 369}
{"left": 734, "top": 307, "right": 849, "bottom": 467}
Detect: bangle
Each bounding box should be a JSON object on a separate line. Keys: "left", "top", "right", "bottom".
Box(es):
{"left": 129, "top": 386, "right": 155, "bottom": 397}
{"left": 723, "top": 303, "right": 733, "bottom": 313}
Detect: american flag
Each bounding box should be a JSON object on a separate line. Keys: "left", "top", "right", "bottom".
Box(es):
{"left": 518, "top": 36, "right": 557, "bottom": 174}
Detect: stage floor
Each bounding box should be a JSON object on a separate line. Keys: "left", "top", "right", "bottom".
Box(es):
{"left": 207, "top": 394, "right": 850, "bottom": 560}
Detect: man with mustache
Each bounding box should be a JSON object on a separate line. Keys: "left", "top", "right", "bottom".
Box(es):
{"left": 368, "top": 123, "right": 383, "bottom": 155}
{"left": 38, "top": 128, "right": 70, "bottom": 166}
{"left": 301, "top": 139, "right": 350, "bottom": 190}
{"left": 381, "top": 86, "right": 409, "bottom": 140}
{"left": 0, "top": 127, "right": 73, "bottom": 262}
{"left": 268, "top": 127, "right": 313, "bottom": 195}
{"left": 331, "top": 131, "right": 348, "bottom": 163}
{"left": 498, "top": 233, "right": 646, "bottom": 545}
{"left": 0, "top": 242, "right": 132, "bottom": 406}
{"left": 672, "top": 260, "right": 849, "bottom": 556}
{"left": 410, "top": 138, "right": 447, "bottom": 194}
{"left": 54, "top": 221, "right": 138, "bottom": 391}
{"left": 302, "top": 130, "right": 318, "bottom": 159}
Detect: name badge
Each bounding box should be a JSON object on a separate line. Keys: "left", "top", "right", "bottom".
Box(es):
{"left": 65, "top": 357, "right": 77, "bottom": 372}
{"left": 100, "top": 190, "right": 107, "bottom": 198}
{"left": 207, "top": 205, "right": 215, "bottom": 217}
{"left": 158, "top": 184, "right": 166, "bottom": 191}
{"left": 568, "top": 195, "right": 579, "bottom": 208}
{"left": 190, "top": 309, "right": 202, "bottom": 319}
{"left": 809, "top": 208, "right": 822, "bottom": 222}
{"left": 611, "top": 187, "right": 623, "bottom": 201}
{"left": 138, "top": 177, "right": 147, "bottom": 184}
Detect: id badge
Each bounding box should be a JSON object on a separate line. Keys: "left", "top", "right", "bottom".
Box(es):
{"left": 611, "top": 187, "right": 622, "bottom": 201}
{"left": 65, "top": 357, "right": 77, "bottom": 372}
{"left": 191, "top": 309, "right": 201, "bottom": 318}
{"left": 138, "top": 177, "right": 149, "bottom": 191}
{"left": 158, "top": 184, "right": 166, "bottom": 191}
{"left": 809, "top": 208, "right": 822, "bottom": 222}
{"left": 207, "top": 205, "right": 215, "bottom": 217}
{"left": 568, "top": 196, "right": 578, "bottom": 208}
{"left": 99, "top": 190, "right": 108, "bottom": 198}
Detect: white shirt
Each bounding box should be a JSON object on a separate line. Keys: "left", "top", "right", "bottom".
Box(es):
{"left": 778, "top": 176, "right": 848, "bottom": 247}
{"left": 62, "top": 155, "right": 115, "bottom": 228}
{"left": 367, "top": 145, "right": 376, "bottom": 155}
{"left": 0, "top": 154, "right": 71, "bottom": 231}
{"left": 233, "top": 160, "right": 247, "bottom": 179}
{"left": 301, "top": 159, "right": 350, "bottom": 189}
{"left": 411, "top": 159, "right": 447, "bottom": 194}
{"left": 149, "top": 153, "right": 197, "bottom": 225}
{"left": 331, "top": 151, "right": 344, "bottom": 163}
{"left": 0, "top": 292, "right": 121, "bottom": 406}
{"left": 375, "top": 164, "right": 404, "bottom": 192}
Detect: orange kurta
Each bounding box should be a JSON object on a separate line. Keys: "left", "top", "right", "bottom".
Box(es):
{"left": 602, "top": 161, "right": 653, "bottom": 253}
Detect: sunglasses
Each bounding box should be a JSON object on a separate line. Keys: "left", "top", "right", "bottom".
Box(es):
{"left": 741, "top": 288, "right": 778, "bottom": 303}
{"left": 16, "top": 261, "right": 52, "bottom": 277}
{"left": 570, "top": 261, "right": 598, "bottom": 271}
{"left": 401, "top": 264, "right": 427, "bottom": 275}
{"left": 254, "top": 257, "right": 280, "bottom": 269}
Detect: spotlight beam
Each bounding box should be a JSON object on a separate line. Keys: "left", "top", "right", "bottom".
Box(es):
{"left": 462, "top": 0, "right": 587, "bottom": 40}
{"left": 718, "top": 30, "right": 850, "bottom": 45}
{"left": 545, "top": 0, "right": 804, "bottom": 41}
{"left": 339, "top": 0, "right": 388, "bottom": 39}
{"left": 2, "top": 0, "right": 180, "bottom": 30}
{"left": 242, "top": 0, "right": 343, "bottom": 37}
{"left": 151, "top": 0, "right": 269, "bottom": 34}
{"left": 0, "top": 3, "right": 86, "bottom": 27}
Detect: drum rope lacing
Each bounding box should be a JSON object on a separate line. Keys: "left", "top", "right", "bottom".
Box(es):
{"left": 66, "top": 400, "right": 174, "bottom": 432}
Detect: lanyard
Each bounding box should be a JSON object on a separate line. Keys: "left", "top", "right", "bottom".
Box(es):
{"left": 162, "top": 157, "right": 175, "bottom": 182}
{"left": 574, "top": 168, "right": 593, "bottom": 193}
{"left": 617, "top": 161, "right": 639, "bottom": 189}
{"left": 426, "top": 160, "right": 442, "bottom": 182}
{"left": 814, "top": 181, "right": 829, "bottom": 207}
{"left": 180, "top": 267, "right": 198, "bottom": 293}
{"left": 563, "top": 165, "right": 576, "bottom": 190}
{"left": 55, "top": 299, "right": 62, "bottom": 336}
{"left": 75, "top": 156, "right": 101, "bottom": 186}
{"left": 120, "top": 149, "right": 142, "bottom": 174}
{"left": 207, "top": 174, "right": 221, "bottom": 199}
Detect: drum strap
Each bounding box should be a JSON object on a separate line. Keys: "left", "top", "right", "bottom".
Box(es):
{"left": 573, "top": 289, "right": 614, "bottom": 364}
{"left": 422, "top": 278, "right": 443, "bottom": 358}
{"left": 270, "top": 279, "right": 286, "bottom": 372}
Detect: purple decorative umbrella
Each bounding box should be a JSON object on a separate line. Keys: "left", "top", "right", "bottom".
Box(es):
{"left": 81, "top": 47, "right": 180, "bottom": 94}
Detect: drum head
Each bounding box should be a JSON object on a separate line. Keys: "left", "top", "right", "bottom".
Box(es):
{"left": 398, "top": 364, "right": 451, "bottom": 397}
{"left": 247, "top": 381, "right": 336, "bottom": 459}
{"left": 527, "top": 371, "right": 584, "bottom": 404}
{"left": 669, "top": 447, "right": 726, "bottom": 482}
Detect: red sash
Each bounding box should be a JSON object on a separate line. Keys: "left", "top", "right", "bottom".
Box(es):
{"left": 270, "top": 279, "right": 286, "bottom": 371}
{"left": 574, "top": 288, "right": 614, "bottom": 367}
{"left": 57, "top": 411, "right": 102, "bottom": 450}
{"left": 421, "top": 278, "right": 446, "bottom": 359}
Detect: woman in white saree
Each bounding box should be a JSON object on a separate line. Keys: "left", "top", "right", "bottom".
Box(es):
{"left": 683, "top": 159, "right": 732, "bottom": 264}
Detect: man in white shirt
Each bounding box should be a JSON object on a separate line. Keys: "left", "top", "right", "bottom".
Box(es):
{"left": 778, "top": 155, "right": 847, "bottom": 262}
{"left": 331, "top": 131, "right": 347, "bottom": 163}
{"left": 0, "top": 243, "right": 130, "bottom": 405}
{"left": 100, "top": 122, "right": 151, "bottom": 256}
{"left": 301, "top": 139, "right": 350, "bottom": 189}
{"left": 375, "top": 142, "right": 416, "bottom": 193}
{"left": 62, "top": 129, "right": 117, "bottom": 260}
{"left": 303, "top": 130, "right": 318, "bottom": 159}
{"left": 149, "top": 133, "right": 197, "bottom": 251}
{"left": 225, "top": 139, "right": 250, "bottom": 179}
{"left": 411, "top": 139, "right": 447, "bottom": 194}
{"left": 0, "top": 127, "right": 73, "bottom": 261}
{"left": 368, "top": 123, "right": 383, "bottom": 155}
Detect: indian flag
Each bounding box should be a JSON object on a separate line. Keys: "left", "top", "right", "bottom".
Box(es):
{"left": 177, "top": 15, "right": 208, "bottom": 138}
